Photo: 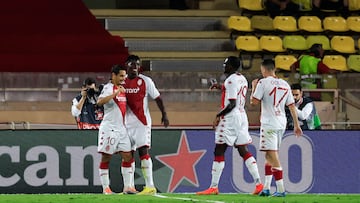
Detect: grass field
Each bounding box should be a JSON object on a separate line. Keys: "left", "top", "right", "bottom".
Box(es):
{"left": 0, "top": 193, "right": 359, "bottom": 203}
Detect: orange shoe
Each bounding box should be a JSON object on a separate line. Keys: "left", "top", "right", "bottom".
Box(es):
{"left": 103, "top": 186, "right": 114, "bottom": 195}
{"left": 196, "top": 187, "right": 219, "bottom": 195}
{"left": 123, "top": 187, "right": 138, "bottom": 194}
{"left": 252, "top": 183, "right": 264, "bottom": 195}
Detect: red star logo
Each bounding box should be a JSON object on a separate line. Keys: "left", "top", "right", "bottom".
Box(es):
{"left": 156, "top": 131, "right": 206, "bottom": 192}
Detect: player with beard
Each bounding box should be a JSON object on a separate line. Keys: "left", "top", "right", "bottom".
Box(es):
{"left": 196, "top": 56, "right": 263, "bottom": 195}
{"left": 123, "top": 55, "right": 169, "bottom": 195}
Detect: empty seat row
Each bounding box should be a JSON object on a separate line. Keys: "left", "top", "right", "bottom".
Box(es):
{"left": 235, "top": 35, "right": 360, "bottom": 54}
{"left": 275, "top": 54, "right": 360, "bottom": 72}
{"left": 238, "top": 0, "right": 360, "bottom": 12}
{"left": 228, "top": 15, "right": 360, "bottom": 33}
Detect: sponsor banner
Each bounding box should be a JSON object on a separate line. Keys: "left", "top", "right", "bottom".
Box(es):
{"left": 0, "top": 130, "right": 359, "bottom": 193}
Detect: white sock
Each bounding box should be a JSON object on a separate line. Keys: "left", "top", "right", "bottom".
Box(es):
{"left": 210, "top": 161, "right": 224, "bottom": 188}
{"left": 264, "top": 175, "right": 273, "bottom": 190}
{"left": 276, "top": 179, "right": 285, "bottom": 193}
{"left": 141, "top": 158, "right": 154, "bottom": 187}
{"left": 244, "top": 156, "right": 261, "bottom": 184}
{"left": 131, "top": 161, "right": 135, "bottom": 188}
{"left": 99, "top": 168, "right": 110, "bottom": 190}
{"left": 121, "top": 166, "right": 133, "bottom": 190}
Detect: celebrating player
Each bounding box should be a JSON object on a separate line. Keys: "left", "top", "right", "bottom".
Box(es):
{"left": 250, "top": 59, "right": 302, "bottom": 197}
{"left": 196, "top": 56, "right": 263, "bottom": 195}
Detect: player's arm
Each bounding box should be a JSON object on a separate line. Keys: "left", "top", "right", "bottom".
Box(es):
{"left": 250, "top": 79, "right": 260, "bottom": 106}
{"left": 97, "top": 86, "right": 124, "bottom": 106}
{"left": 297, "top": 103, "right": 313, "bottom": 120}
{"left": 216, "top": 99, "right": 236, "bottom": 118}
{"left": 155, "top": 97, "right": 169, "bottom": 127}
{"left": 288, "top": 103, "right": 303, "bottom": 137}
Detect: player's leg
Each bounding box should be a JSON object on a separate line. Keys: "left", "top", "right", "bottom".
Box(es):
{"left": 236, "top": 145, "right": 263, "bottom": 194}
{"left": 120, "top": 151, "right": 136, "bottom": 194}
{"left": 137, "top": 146, "right": 156, "bottom": 195}
{"left": 196, "top": 143, "right": 227, "bottom": 195}
{"left": 99, "top": 153, "right": 113, "bottom": 194}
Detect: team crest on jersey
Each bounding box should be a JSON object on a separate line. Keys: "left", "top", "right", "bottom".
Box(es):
{"left": 137, "top": 79, "right": 142, "bottom": 86}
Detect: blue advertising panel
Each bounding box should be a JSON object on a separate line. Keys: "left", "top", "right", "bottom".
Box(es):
{"left": 0, "top": 130, "right": 359, "bottom": 193}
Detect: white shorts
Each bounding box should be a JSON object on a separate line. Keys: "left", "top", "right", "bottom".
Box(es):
{"left": 215, "top": 113, "right": 252, "bottom": 146}
{"left": 259, "top": 127, "right": 285, "bottom": 151}
{"left": 97, "top": 126, "right": 131, "bottom": 154}
{"left": 127, "top": 124, "right": 151, "bottom": 151}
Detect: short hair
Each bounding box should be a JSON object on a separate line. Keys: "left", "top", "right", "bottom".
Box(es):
{"left": 261, "top": 59, "right": 275, "bottom": 71}
{"left": 126, "top": 55, "right": 140, "bottom": 63}
{"left": 111, "top": 64, "right": 126, "bottom": 74}
{"left": 309, "top": 43, "right": 322, "bottom": 57}
{"left": 83, "top": 77, "right": 96, "bottom": 86}
{"left": 291, "top": 83, "right": 302, "bottom": 91}
{"left": 224, "top": 56, "right": 241, "bottom": 70}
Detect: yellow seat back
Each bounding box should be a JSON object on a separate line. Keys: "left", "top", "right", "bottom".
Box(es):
{"left": 227, "top": 16, "right": 253, "bottom": 32}
{"left": 347, "top": 55, "right": 360, "bottom": 72}
{"left": 323, "top": 16, "right": 348, "bottom": 32}
{"left": 238, "top": 0, "right": 264, "bottom": 11}
{"left": 283, "top": 35, "right": 308, "bottom": 50}
{"left": 331, "top": 36, "right": 356, "bottom": 54}
{"left": 349, "top": 0, "right": 360, "bottom": 11}
{"left": 273, "top": 16, "right": 298, "bottom": 32}
{"left": 291, "top": 0, "right": 312, "bottom": 11}
{"left": 251, "top": 15, "right": 274, "bottom": 31}
{"left": 235, "top": 36, "right": 261, "bottom": 51}
{"left": 306, "top": 35, "right": 331, "bottom": 50}
{"left": 260, "top": 36, "right": 286, "bottom": 52}
{"left": 323, "top": 55, "right": 348, "bottom": 71}
{"left": 275, "top": 55, "right": 298, "bottom": 71}
{"left": 346, "top": 16, "right": 360, "bottom": 32}
{"left": 298, "top": 16, "right": 323, "bottom": 32}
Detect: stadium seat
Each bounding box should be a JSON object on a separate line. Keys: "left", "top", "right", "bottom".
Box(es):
{"left": 238, "top": 0, "right": 264, "bottom": 11}
{"left": 349, "top": 0, "right": 360, "bottom": 11}
{"left": 275, "top": 55, "right": 298, "bottom": 71}
{"left": 347, "top": 55, "right": 360, "bottom": 72}
{"left": 298, "top": 16, "right": 323, "bottom": 32}
{"left": 323, "top": 16, "right": 349, "bottom": 32}
{"left": 227, "top": 16, "right": 253, "bottom": 32}
{"left": 330, "top": 36, "right": 356, "bottom": 54}
{"left": 251, "top": 15, "right": 274, "bottom": 31}
{"left": 323, "top": 55, "right": 349, "bottom": 71}
{"left": 235, "top": 36, "right": 261, "bottom": 52}
{"left": 346, "top": 16, "right": 360, "bottom": 32}
{"left": 259, "top": 36, "right": 286, "bottom": 52}
{"left": 306, "top": 35, "right": 331, "bottom": 50}
{"left": 273, "top": 16, "right": 298, "bottom": 32}
{"left": 283, "top": 35, "right": 308, "bottom": 51}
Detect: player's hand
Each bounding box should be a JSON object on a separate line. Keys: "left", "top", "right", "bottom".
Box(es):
{"left": 81, "top": 87, "right": 87, "bottom": 97}
{"left": 161, "top": 113, "right": 169, "bottom": 128}
{"left": 209, "top": 83, "right": 220, "bottom": 90}
{"left": 212, "top": 116, "right": 220, "bottom": 129}
{"left": 117, "top": 85, "right": 125, "bottom": 93}
{"left": 294, "top": 126, "right": 303, "bottom": 137}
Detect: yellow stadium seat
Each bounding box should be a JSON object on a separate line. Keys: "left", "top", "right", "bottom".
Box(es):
{"left": 323, "top": 16, "right": 349, "bottom": 32}
{"left": 259, "top": 36, "right": 286, "bottom": 52}
{"left": 330, "top": 36, "right": 356, "bottom": 54}
{"left": 275, "top": 55, "right": 298, "bottom": 71}
{"left": 283, "top": 35, "right": 308, "bottom": 51}
{"left": 238, "top": 0, "right": 264, "bottom": 11}
{"left": 349, "top": 0, "right": 360, "bottom": 11}
{"left": 235, "top": 36, "right": 261, "bottom": 52}
{"left": 298, "top": 16, "right": 323, "bottom": 32}
{"left": 347, "top": 55, "right": 360, "bottom": 72}
{"left": 227, "top": 16, "right": 253, "bottom": 32}
{"left": 273, "top": 16, "right": 298, "bottom": 32}
{"left": 306, "top": 35, "right": 331, "bottom": 50}
{"left": 347, "top": 16, "right": 360, "bottom": 32}
{"left": 251, "top": 15, "right": 274, "bottom": 31}
{"left": 323, "top": 55, "right": 349, "bottom": 71}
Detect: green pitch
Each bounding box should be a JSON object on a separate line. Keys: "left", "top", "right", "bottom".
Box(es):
{"left": 0, "top": 193, "right": 359, "bottom": 203}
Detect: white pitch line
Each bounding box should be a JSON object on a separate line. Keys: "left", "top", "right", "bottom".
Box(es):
{"left": 154, "top": 194, "right": 225, "bottom": 203}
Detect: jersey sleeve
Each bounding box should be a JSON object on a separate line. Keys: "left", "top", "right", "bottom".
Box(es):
{"left": 98, "top": 83, "right": 113, "bottom": 98}
{"left": 285, "top": 83, "right": 295, "bottom": 106}
{"left": 144, "top": 76, "right": 160, "bottom": 99}
{"left": 252, "top": 79, "right": 264, "bottom": 101}
{"left": 224, "top": 77, "right": 237, "bottom": 100}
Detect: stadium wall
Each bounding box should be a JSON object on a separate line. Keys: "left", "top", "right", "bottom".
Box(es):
{"left": 0, "top": 130, "right": 358, "bottom": 194}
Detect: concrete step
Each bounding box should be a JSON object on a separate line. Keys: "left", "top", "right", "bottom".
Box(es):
{"left": 91, "top": 9, "right": 239, "bottom": 17}
{"left": 110, "top": 31, "right": 230, "bottom": 39}
{"left": 129, "top": 51, "right": 240, "bottom": 59}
